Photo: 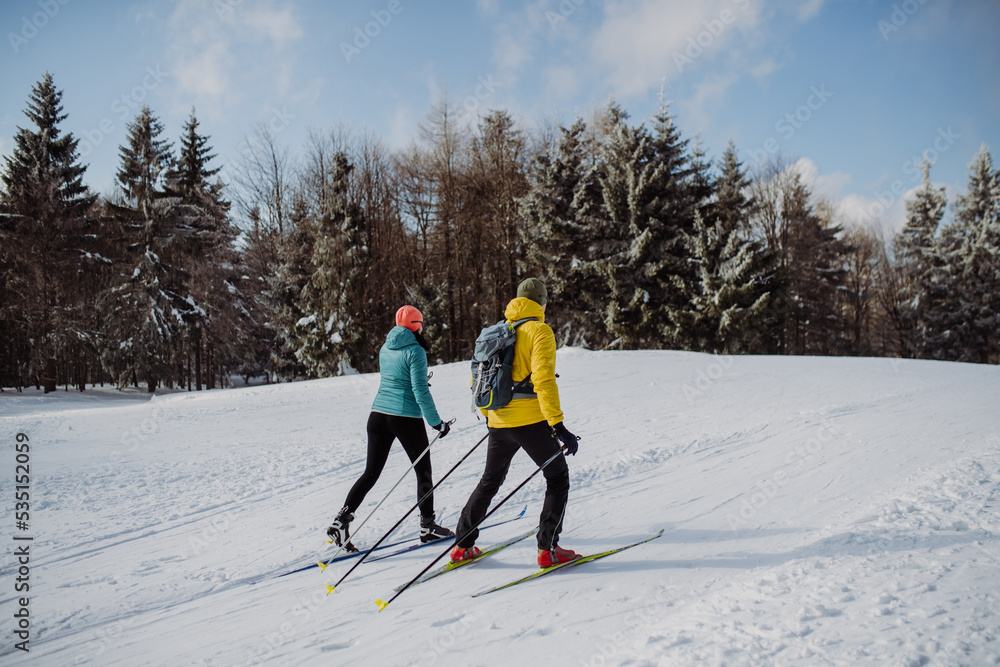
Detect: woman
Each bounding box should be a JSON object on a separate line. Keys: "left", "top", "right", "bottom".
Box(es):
{"left": 327, "top": 305, "right": 454, "bottom": 551}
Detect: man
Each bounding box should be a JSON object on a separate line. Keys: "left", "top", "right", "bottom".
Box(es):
{"left": 451, "top": 278, "right": 581, "bottom": 567}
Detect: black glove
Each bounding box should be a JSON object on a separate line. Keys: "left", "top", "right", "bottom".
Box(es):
{"left": 552, "top": 422, "right": 579, "bottom": 455}
{"left": 433, "top": 421, "right": 451, "bottom": 438}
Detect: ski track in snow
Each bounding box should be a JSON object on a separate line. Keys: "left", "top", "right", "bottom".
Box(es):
{"left": 0, "top": 350, "right": 998, "bottom": 666}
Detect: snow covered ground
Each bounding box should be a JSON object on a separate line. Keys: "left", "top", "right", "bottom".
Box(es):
{"left": 1, "top": 350, "right": 998, "bottom": 666}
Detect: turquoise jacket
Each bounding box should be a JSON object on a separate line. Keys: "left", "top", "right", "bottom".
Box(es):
{"left": 370, "top": 326, "right": 442, "bottom": 426}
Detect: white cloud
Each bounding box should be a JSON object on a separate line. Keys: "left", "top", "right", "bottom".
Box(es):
{"left": 684, "top": 71, "right": 739, "bottom": 130}
{"left": 796, "top": 0, "right": 826, "bottom": 22}
{"left": 590, "top": 0, "right": 763, "bottom": 96}
{"left": 388, "top": 104, "right": 415, "bottom": 149}
{"left": 164, "top": 0, "right": 305, "bottom": 117}
{"left": 749, "top": 56, "right": 778, "bottom": 80}
{"left": 171, "top": 41, "right": 234, "bottom": 100}
{"left": 791, "top": 157, "right": 851, "bottom": 201}
{"left": 487, "top": 0, "right": 551, "bottom": 76}
{"left": 477, "top": 0, "right": 500, "bottom": 17}
{"left": 789, "top": 157, "right": 917, "bottom": 236}
{"left": 544, "top": 65, "right": 582, "bottom": 100}
{"left": 243, "top": 4, "right": 303, "bottom": 49}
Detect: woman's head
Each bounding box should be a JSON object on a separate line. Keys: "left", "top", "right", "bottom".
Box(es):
{"left": 395, "top": 305, "right": 424, "bottom": 333}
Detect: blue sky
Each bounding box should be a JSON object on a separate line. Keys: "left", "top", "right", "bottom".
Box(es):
{"left": 2, "top": 0, "right": 998, "bottom": 234}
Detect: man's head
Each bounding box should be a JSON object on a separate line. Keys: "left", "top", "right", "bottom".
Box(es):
{"left": 516, "top": 277, "right": 547, "bottom": 306}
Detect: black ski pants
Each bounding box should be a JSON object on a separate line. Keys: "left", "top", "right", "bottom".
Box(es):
{"left": 343, "top": 412, "right": 435, "bottom": 517}
{"left": 456, "top": 420, "right": 570, "bottom": 551}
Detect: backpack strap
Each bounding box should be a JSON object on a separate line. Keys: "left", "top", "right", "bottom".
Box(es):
{"left": 509, "top": 317, "right": 538, "bottom": 399}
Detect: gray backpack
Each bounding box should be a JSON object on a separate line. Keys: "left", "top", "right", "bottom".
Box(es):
{"left": 470, "top": 317, "right": 537, "bottom": 410}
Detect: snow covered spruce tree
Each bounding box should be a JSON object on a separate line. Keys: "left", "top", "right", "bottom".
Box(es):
{"left": 164, "top": 110, "right": 242, "bottom": 388}
{"left": 893, "top": 160, "right": 948, "bottom": 358}
{"left": 520, "top": 118, "right": 597, "bottom": 346}
{"left": 261, "top": 198, "right": 312, "bottom": 380}
{"left": 672, "top": 142, "right": 775, "bottom": 354}
{"left": 100, "top": 106, "right": 190, "bottom": 392}
{"left": 749, "top": 161, "right": 847, "bottom": 354}
{"left": 783, "top": 179, "right": 848, "bottom": 354}
{"left": 934, "top": 146, "right": 1000, "bottom": 363}
{"left": 294, "top": 152, "right": 372, "bottom": 376}
{"left": 0, "top": 73, "right": 97, "bottom": 389}
{"left": 575, "top": 100, "right": 705, "bottom": 349}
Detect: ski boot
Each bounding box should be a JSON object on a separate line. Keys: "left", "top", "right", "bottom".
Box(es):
{"left": 537, "top": 545, "right": 581, "bottom": 568}
{"left": 420, "top": 513, "right": 455, "bottom": 543}
{"left": 450, "top": 544, "right": 482, "bottom": 563}
{"left": 327, "top": 506, "right": 358, "bottom": 552}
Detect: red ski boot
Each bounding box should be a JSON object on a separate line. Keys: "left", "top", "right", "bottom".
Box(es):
{"left": 450, "top": 545, "right": 482, "bottom": 563}
{"left": 537, "top": 545, "right": 581, "bottom": 568}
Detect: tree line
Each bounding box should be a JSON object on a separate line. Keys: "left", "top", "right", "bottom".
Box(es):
{"left": 1, "top": 73, "right": 997, "bottom": 392}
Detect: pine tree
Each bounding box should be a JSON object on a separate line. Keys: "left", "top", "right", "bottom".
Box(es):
{"left": 575, "top": 103, "right": 650, "bottom": 349}
{"left": 100, "top": 106, "right": 184, "bottom": 392}
{"left": 264, "top": 198, "right": 313, "bottom": 380}
{"left": 939, "top": 145, "right": 1000, "bottom": 363}
{"left": 783, "top": 180, "right": 848, "bottom": 354}
{"left": 0, "top": 73, "right": 96, "bottom": 388}
{"left": 673, "top": 143, "right": 775, "bottom": 353}
{"left": 519, "top": 117, "right": 594, "bottom": 345}
{"left": 577, "top": 100, "right": 702, "bottom": 349}
{"left": 295, "top": 153, "right": 372, "bottom": 376}
{"left": 165, "top": 110, "right": 240, "bottom": 389}
{"left": 893, "top": 160, "right": 947, "bottom": 358}
{"left": 750, "top": 164, "right": 846, "bottom": 355}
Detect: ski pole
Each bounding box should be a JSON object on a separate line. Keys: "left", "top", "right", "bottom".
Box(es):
{"left": 376, "top": 445, "right": 567, "bottom": 611}
{"left": 324, "top": 418, "right": 456, "bottom": 562}
{"left": 323, "top": 430, "right": 490, "bottom": 593}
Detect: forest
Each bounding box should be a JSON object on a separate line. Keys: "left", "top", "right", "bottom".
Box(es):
{"left": 1, "top": 73, "right": 997, "bottom": 392}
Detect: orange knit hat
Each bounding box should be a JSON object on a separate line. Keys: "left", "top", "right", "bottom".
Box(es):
{"left": 395, "top": 305, "right": 423, "bottom": 332}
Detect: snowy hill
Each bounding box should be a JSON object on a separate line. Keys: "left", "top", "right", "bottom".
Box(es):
{"left": 1, "top": 350, "right": 998, "bottom": 666}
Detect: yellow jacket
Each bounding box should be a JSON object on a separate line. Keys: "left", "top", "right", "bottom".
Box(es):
{"left": 481, "top": 297, "right": 564, "bottom": 429}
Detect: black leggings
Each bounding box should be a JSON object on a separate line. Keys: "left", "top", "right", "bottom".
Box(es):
{"left": 456, "top": 420, "right": 570, "bottom": 551}
{"left": 344, "top": 412, "right": 435, "bottom": 517}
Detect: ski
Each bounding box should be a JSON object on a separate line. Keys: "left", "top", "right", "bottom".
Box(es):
{"left": 393, "top": 527, "right": 537, "bottom": 591}
{"left": 271, "top": 536, "right": 397, "bottom": 579}
{"left": 265, "top": 505, "right": 528, "bottom": 581}
{"left": 471, "top": 529, "right": 665, "bottom": 598}
{"left": 374, "top": 528, "right": 537, "bottom": 607}
{"left": 367, "top": 504, "right": 528, "bottom": 563}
